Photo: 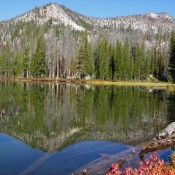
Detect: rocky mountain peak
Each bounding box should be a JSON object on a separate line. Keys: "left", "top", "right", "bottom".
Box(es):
{"left": 3, "top": 3, "right": 175, "bottom": 34}
{"left": 12, "top": 3, "right": 85, "bottom": 31}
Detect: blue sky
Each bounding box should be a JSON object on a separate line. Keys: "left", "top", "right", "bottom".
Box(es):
{"left": 0, "top": 0, "right": 175, "bottom": 21}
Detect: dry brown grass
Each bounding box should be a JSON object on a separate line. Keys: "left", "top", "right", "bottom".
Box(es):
{"left": 86, "top": 80, "right": 174, "bottom": 87}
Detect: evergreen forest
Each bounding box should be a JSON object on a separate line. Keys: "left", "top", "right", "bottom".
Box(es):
{"left": 0, "top": 5, "right": 175, "bottom": 82}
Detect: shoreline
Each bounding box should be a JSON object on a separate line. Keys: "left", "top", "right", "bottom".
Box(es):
{"left": 0, "top": 77, "right": 174, "bottom": 88}
{"left": 86, "top": 80, "right": 174, "bottom": 87}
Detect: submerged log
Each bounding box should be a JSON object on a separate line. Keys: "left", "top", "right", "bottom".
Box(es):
{"left": 139, "top": 135, "right": 175, "bottom": 156}
{"left": 19, "top": 153, "right": 55, "bottom": 175}
{"left": 72, "top": 147, "right": 142, "bottom": 175}
{"left": 139, "top": 122, "right": 175, "bottom": 156}
{"left": 72, "top": 136, "right": 175, "bottom": 174}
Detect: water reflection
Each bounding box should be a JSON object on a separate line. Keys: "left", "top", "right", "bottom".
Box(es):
{"left": 0, "top": 134, "right": 129, "bottom": 175}
{"left": 0, "top": 81, "right": 170, "bottom": 152}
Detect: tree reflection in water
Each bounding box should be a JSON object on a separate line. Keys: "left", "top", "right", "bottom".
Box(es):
{"left": 0, "top": 81, "right": 170, "bottom": 152}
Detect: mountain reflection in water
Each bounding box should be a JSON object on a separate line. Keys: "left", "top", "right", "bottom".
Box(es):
{"left": 0, "top": 82, "right": 170, "bottom": 152}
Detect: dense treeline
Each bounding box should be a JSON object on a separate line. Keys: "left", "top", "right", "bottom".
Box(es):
{"left": 78, "top": 32, "right": 174, "bottom": 81}
{"left": 169, "top": 32, "right": 175, "bottom": 82}
{"left": 0, "top": 20, "right": 175, "bottom": 82}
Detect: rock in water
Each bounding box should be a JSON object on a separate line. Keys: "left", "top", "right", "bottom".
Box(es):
{"left": 156, "top": 122, "right": 175, "bottom": 140}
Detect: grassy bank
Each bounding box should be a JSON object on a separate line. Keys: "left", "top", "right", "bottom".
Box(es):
{"left": 86, "top": 80, "right": 175, "bottom": 92}
{"left": 85, "top": 80, "right": 173, "bottom": 87}
{"left": 1, "top": 77, "right": 175, "bottom": 90}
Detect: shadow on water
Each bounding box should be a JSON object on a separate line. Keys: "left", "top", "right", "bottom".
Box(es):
{"left": 0, "top": 81, "right": 174, "bottom": 174}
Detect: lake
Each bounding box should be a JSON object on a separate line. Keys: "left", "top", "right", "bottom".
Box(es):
{"left": 0, "top": 81, "right": 175, "bottom": 175}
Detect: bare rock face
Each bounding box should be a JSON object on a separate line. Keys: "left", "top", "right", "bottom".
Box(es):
{"left": 12, "top": 3, "right": 85, "bottom": 31}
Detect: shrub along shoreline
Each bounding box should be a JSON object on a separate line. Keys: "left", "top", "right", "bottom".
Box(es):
{"left": 106, "top": 153, "right": 175, "bottom": 175}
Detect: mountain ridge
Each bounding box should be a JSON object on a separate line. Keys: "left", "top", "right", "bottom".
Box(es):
{"left": 1, "top": 3, "right": 175, "bottom": 33}
{"left": 1, "top": 3, "right": 174, "bottom": 22}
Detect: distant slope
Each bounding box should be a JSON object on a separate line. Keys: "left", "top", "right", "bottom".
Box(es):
{"left": 3, "top": 3, "right": 175, "bottom": 33}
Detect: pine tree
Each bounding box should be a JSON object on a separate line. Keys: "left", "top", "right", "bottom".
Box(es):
{"left": 98, "top": 37, "right": 109, "bottom": 80}
{"left": 12, "top": 53, "right": 23, "bottom": 77}
{"left": 150, "top": 48, "right": 156, "bottom": 76}
{"left": 156, "top": 33, "right": 165, "bottom": 80}
{"left": 23, "top": 46, "right": 30, "bottom": 78}
{"left": 129, "top": 58, "right": 134, "bottom": 80}
{"left": 77, "top": 36, "right": 87, "bottom": 78}
{"left": 94, "top": 44, "right": 100, "bottom": 79}
{"left": 140, "top": 41, "right": 146, "bottom": 80}
{"left": 77, "top": 35, "right": 94, "bottom": 78}
{"left": 122, "top": 38, "right": 130, "bottom": 80}
{"left": 109, "top": 45, "right": 115, "bottom": 80}
{"left": 168, "top": 32, "right": 175, "bottom": 82}
{"left": 85, "top": 44, "right": 95, "bottom": 77}
{"left": 114, "top": 41, "right": 122, "bottom": 80}
{"left": 30, "top": 34, "right": 48, "bottom": 78}
{"left": 0, "top": 45, "right": 12, "bottom": 77}
{"left": 133, "top": 43, "right": 140, "bottom": 80}
{"left": 70, "top": 56, "right": 77, "bottom": 77}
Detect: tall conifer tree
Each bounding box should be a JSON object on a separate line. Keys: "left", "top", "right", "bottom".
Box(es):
{"left": 23, "top": 46, "right": 30, "bottom": 78}
{"left": 30, "top": 34, "right": 47, "bottom": 78}
{"left": 77, "top": 35, "right": 94, "bottom": 78}
{"left": 169, "top": 32, "right": 175, "bottom": 82}
{"left": 122, "top": 37, "right": 130, "bottom": 80}
{"left": 98, "top": 37, "right": 109, "bottom": 80}
{"left": 114, "top": 41, "right": 122, "bottom": 80}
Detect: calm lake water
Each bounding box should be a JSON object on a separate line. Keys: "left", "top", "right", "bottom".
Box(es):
{"left": 0, "top": 81, "right": 175, "bottom": 175}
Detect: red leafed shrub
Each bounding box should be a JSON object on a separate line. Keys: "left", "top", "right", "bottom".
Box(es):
{"left": 106, "top": 153, "right": 175, "bottom": 175}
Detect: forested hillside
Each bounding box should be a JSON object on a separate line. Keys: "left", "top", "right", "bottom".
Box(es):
{"left": 0, "top": 3, "right": 175, "bottom": 81}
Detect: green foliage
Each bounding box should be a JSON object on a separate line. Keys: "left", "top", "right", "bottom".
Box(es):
{"left": 168, "top": 32, "right": 175, "bottom": 82}
{"left": 122, "top": 37, "right": 130, "bottom": 80}
{"left": 12, "top": 53, "right": 23, "bottom": 77}
{"left": 97, "top": 37, "right": 110, "bottom": 80}
{"left": 77, "top": 41, "right": 86, "bottom": 75}
{"left": 23, "top": 46, "right": 30, "bottom": 77}
{"left": 133, "top": 43, "right": 142, "bottom": 80}
{"left": 109, "top": 45, "right": 115, "bottom": 80}
{"left": 114, "top": 41, "right": 122, "bottom": 80}
{"left": 77, "top": 35, "right": 94, "bottom": 77}
{"left": 0, "top": 45, "right": 12, "bottom": 77}
{"left": 30, "top": 34, "right": 48, "bottom": 78}
{"left": 86, "top": 44, "right": 95, "bottom": 76}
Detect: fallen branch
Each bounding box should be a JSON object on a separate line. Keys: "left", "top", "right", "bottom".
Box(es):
{"left": 72, "top": 147, "right": 142, "bottom": 175}
{"left": 139, "top": 133, "right": 175, "bottom": 156}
